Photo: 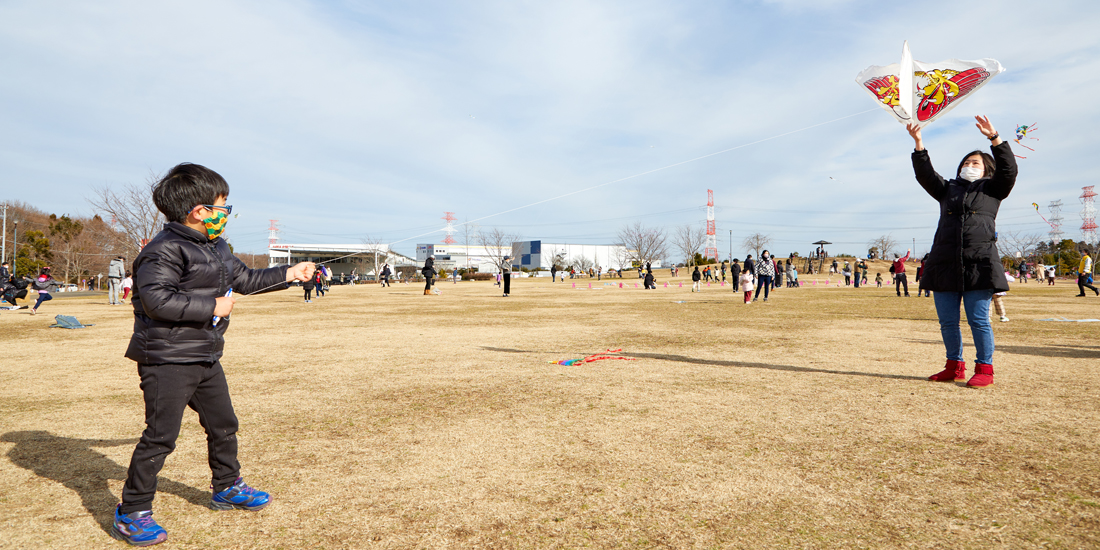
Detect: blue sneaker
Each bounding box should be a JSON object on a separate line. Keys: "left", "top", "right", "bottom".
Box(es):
{"left": 210, "top": 477, "right": 271, "bottom": 511}
{"left": 111, "top": 505, "right": 167, "bottom": 546}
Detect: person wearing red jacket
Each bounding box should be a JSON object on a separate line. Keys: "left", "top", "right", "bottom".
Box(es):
{"left": 892, "top": 249, "right": 911, "bottom": 297}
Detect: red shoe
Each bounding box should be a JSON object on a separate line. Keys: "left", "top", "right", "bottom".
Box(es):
{"left": 967, "top": 364, "right": 994, "bottom": 388}
{"left": 928, "top": 360, "right": 966, "bottom": 382}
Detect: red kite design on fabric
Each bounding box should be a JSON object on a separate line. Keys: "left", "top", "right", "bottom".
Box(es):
{"left": 856, "top": 41, "right": 1004, "bottom": 128}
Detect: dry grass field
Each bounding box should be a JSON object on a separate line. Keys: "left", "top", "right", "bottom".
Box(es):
{"left": 2, "top": 260, "right": 1098, "bottom": 549}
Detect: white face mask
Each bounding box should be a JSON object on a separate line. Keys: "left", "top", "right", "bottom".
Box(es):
{"left": 959, "top": 166, "right": 984, "bottom": 182}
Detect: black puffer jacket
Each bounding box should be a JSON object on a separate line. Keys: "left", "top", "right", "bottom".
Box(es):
{"left": 125, "top": 223, "right": 289, "bottom": 365}
{"left": 913, "top": 141, "right": 1017, "bottom": 293}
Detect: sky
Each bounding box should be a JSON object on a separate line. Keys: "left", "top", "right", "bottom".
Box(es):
{"left": 2, "top": 0, "right": 1098, "bottom": 260}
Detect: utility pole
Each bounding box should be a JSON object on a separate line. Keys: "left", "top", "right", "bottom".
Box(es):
{"left": 11, "top": 221, "right": 17, "bottom": 278}
{"left": 729, "top": 229, "right": 732, "bottom": 261}
{"left": 2, "top": 203, "right": 7, "bottom": 264}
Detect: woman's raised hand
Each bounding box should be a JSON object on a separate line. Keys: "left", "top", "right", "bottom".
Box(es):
{"left": 974, "top": 115, "right": 1002, "bottom": 146}
{"left": 974, "top": 115, "right": 996, "bottom": 138}
{"left": 906, "top": 122, "right": 924, "bottom": 151}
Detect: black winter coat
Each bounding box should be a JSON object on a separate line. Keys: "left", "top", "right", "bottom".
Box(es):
{"left": 913, "top": 142, "right": 1017, "bottom": 293}
{"left": 125, "top": 223, "right": 289, "bottom": 365}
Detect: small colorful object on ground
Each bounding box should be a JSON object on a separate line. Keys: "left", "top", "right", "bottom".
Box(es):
{"left": 548, "top": 348, "right": 638, "bottom": 366}
{"left": 50, "top": 315, "right": 94, "bottom": 329}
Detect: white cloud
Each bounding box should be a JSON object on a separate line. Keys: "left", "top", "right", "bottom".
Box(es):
{"left": 1, "top": 0, "right": 1097, "bottom": 257}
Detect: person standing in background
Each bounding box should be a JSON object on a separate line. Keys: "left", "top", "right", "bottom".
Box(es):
{"left": 1077, "top": 251, "right": 1098, "bottom": 297}
{"left": 893, "top": 250, "right": 912, "bottom": 297}
{"left": 108, "top": 256, "right": 125, "bottom": 305}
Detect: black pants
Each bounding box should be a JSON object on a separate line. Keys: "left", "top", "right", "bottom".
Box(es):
{"left": 1079, "top": 275, "right": 1098, "bottom": 295}
{"left": 121, "top": 361, "right": 240, "bottom": 513}
{"left": 380, "top": 276, "right": 389, "bottom": 287}
{"left": 896, "top": 273, "right": 909, "bottom": 295}
{"left": 503, "top": 273, "right": 511, "bottom": 294}
{"left": 424, "top": 277, "right": 433, "bottom": 291}
{"left": 304, "top": 287, "right": 312, "bottom": 300}
{"left": 731, "top": 275, "right": 739, "bottom": 291}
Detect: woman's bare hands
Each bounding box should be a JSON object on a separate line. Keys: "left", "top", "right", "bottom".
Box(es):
{"left": 906, "top": 122, "right": 924, "bottom": 151}
{"left": 975, "top": 115, "right": 1002, "bottom": 146}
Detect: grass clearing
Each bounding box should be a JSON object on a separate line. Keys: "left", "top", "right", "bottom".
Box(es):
{"left": 2, "top": 265, "right": 1098, "bottom": 548}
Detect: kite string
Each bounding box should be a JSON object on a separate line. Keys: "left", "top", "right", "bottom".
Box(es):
{"left": 242, "top": 107, "right": 880, "bottom": 296}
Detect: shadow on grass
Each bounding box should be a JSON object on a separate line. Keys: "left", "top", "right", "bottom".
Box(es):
{"left": 622, "top": 352, "right": 928, "bottom": 381}
{"left": 1, "top": 430, "right": 208, "bottom": 534}
{"left": 903, "top": 338, "right": 1100, "bottom": 359}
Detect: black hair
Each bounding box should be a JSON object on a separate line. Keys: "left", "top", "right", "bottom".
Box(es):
{"left": 956, "top": 150, "right": 995, "bottom": 179}
{"left": 152, "top": 163, "right": 230, "bottom": 223}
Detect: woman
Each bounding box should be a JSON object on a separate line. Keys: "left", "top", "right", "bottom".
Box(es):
{"left": 422, "top": 255, "right": 436, "bottom": 295}
{"left": 908, "top": 116, "right": 1017, "bottom": 388}
{"left": 754, "top": 250, "right": 775, "bottom": 302}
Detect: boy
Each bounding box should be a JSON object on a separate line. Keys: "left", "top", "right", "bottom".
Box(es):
{"left": 113, "top": 163, "right": 314, "bottom": 546}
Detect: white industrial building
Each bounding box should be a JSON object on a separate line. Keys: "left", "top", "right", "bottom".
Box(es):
{"left": 267, "top": 243, "right": 414, "bottom": 278}
{"left": 511, "top": 241, "right": 660, "bottom": 271}
{"left": 415, "top": 243, "right": 510, "bottom": 273}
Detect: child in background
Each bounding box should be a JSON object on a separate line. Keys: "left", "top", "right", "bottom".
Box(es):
{"left": 875, "top": 273, "right": 883, "bottom": 288}
{"left": 740, "top": 270, "right": 755, "bottom": 304}
{"left": 122, "top": 272, "right": 133, "bottom": 302}
{"left": 113, "top": 163, "right": 315, "bottom": 546}
{"left": 314, "top": 269, "right": 326, "bottom": 297}
{"left": 992, "top": 271, "right": 1014, "bottom": 322}
{"left": 30, "top": 267, "right": 57, "bottom": 315}
{"left": 303, "top": 274, "right": 314, "bottom": 303}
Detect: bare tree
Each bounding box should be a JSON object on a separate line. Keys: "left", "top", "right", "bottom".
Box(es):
{"left": 459, "top": 217, "right": 479, "bottom": 271}
{"left": 741, "top": 232, "right": 772, "bottom": 259}
{"left": 353, "top": 235, "right": 386, "bottom": 278}
{"left": 612, "top": 246, "right": 631, "bottom": 273}
{"left": 673, "top": 225, "right": 707, "bottom": 267}
{"left": 998, "top": 230, "right": 1045, "bottom": 260}
{"left": 868, "top": 235, "right": 899, "bottom": 260}
{"left": 478, "top": 227, "right": 520, "bottom": 272}
{"left": 87, "top": 175, "right": 166, "bottom": 260}
{"left": 546, "top": 245, "right": 569, "bottom": 271}
{"left": 616, "top": 222, "right": 668, "bottom": 267}
{"left": 571, "top": 255, "right": 594, "bottom": 273}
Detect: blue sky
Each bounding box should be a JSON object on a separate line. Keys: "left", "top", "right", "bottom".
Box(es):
{"left": 2, "top": 0, "right": 1098, "bottom": 258}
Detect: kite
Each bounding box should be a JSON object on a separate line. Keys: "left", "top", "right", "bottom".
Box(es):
{"left": 548, "top": 348, "right": 637, "bottom": 367}
{"left": 1032, "top": 203, "right": 1056, "bottom": 230}
{"left": 856, "top": 41, "right": 1005, "bottom": 128}
{"left": 1014, "top": 123, "right": 1039, "bottom": 158}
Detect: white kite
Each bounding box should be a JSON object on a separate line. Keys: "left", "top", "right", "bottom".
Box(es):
{"left": 856, "top": 41, "right": 1005, "bottom": 128}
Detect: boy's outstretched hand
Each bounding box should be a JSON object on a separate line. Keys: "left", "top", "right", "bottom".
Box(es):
{"left": 287, "top": 262, "right": 317, "bottom": 283}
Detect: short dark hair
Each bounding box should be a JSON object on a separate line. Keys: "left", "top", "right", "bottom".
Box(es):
{"left": 152, "top": 163, "right": 230, "bottom": 223}
{"left": 956, "top": 151, "right": 995, "bottom": 179}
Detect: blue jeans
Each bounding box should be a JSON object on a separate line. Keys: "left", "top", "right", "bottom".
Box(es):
{"left": 755, "top": 275, "right": 772, "bottom": 300}
{"left": 34, "top": 292, "right": 53, "bottom": 310}
{"left": 933, "top": 289, "right": 995, "bottom": 364}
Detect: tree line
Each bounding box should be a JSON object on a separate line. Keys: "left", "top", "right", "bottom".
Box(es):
{"left": 3, "top": 178, "right": 268, "bottom": 286}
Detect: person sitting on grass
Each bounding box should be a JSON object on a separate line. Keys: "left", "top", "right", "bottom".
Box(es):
{"left": 112, "top": 163, "right": 316, "bottom": 547}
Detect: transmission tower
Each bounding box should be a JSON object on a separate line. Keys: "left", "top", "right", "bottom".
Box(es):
{"left": 1082, "top": 186, "right": 1098, "bottom": 245}
{"left": 442, "top": 212, "right": 457, "bottom": 245}
{"left": 704, "top": 190, "right": 718, "bottom": 262}
{"left": 1048, "top": 200, "right": 1064, "bottom": 243}
{"left": 268, "top": 219, "right": 281, "bottom": 247}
